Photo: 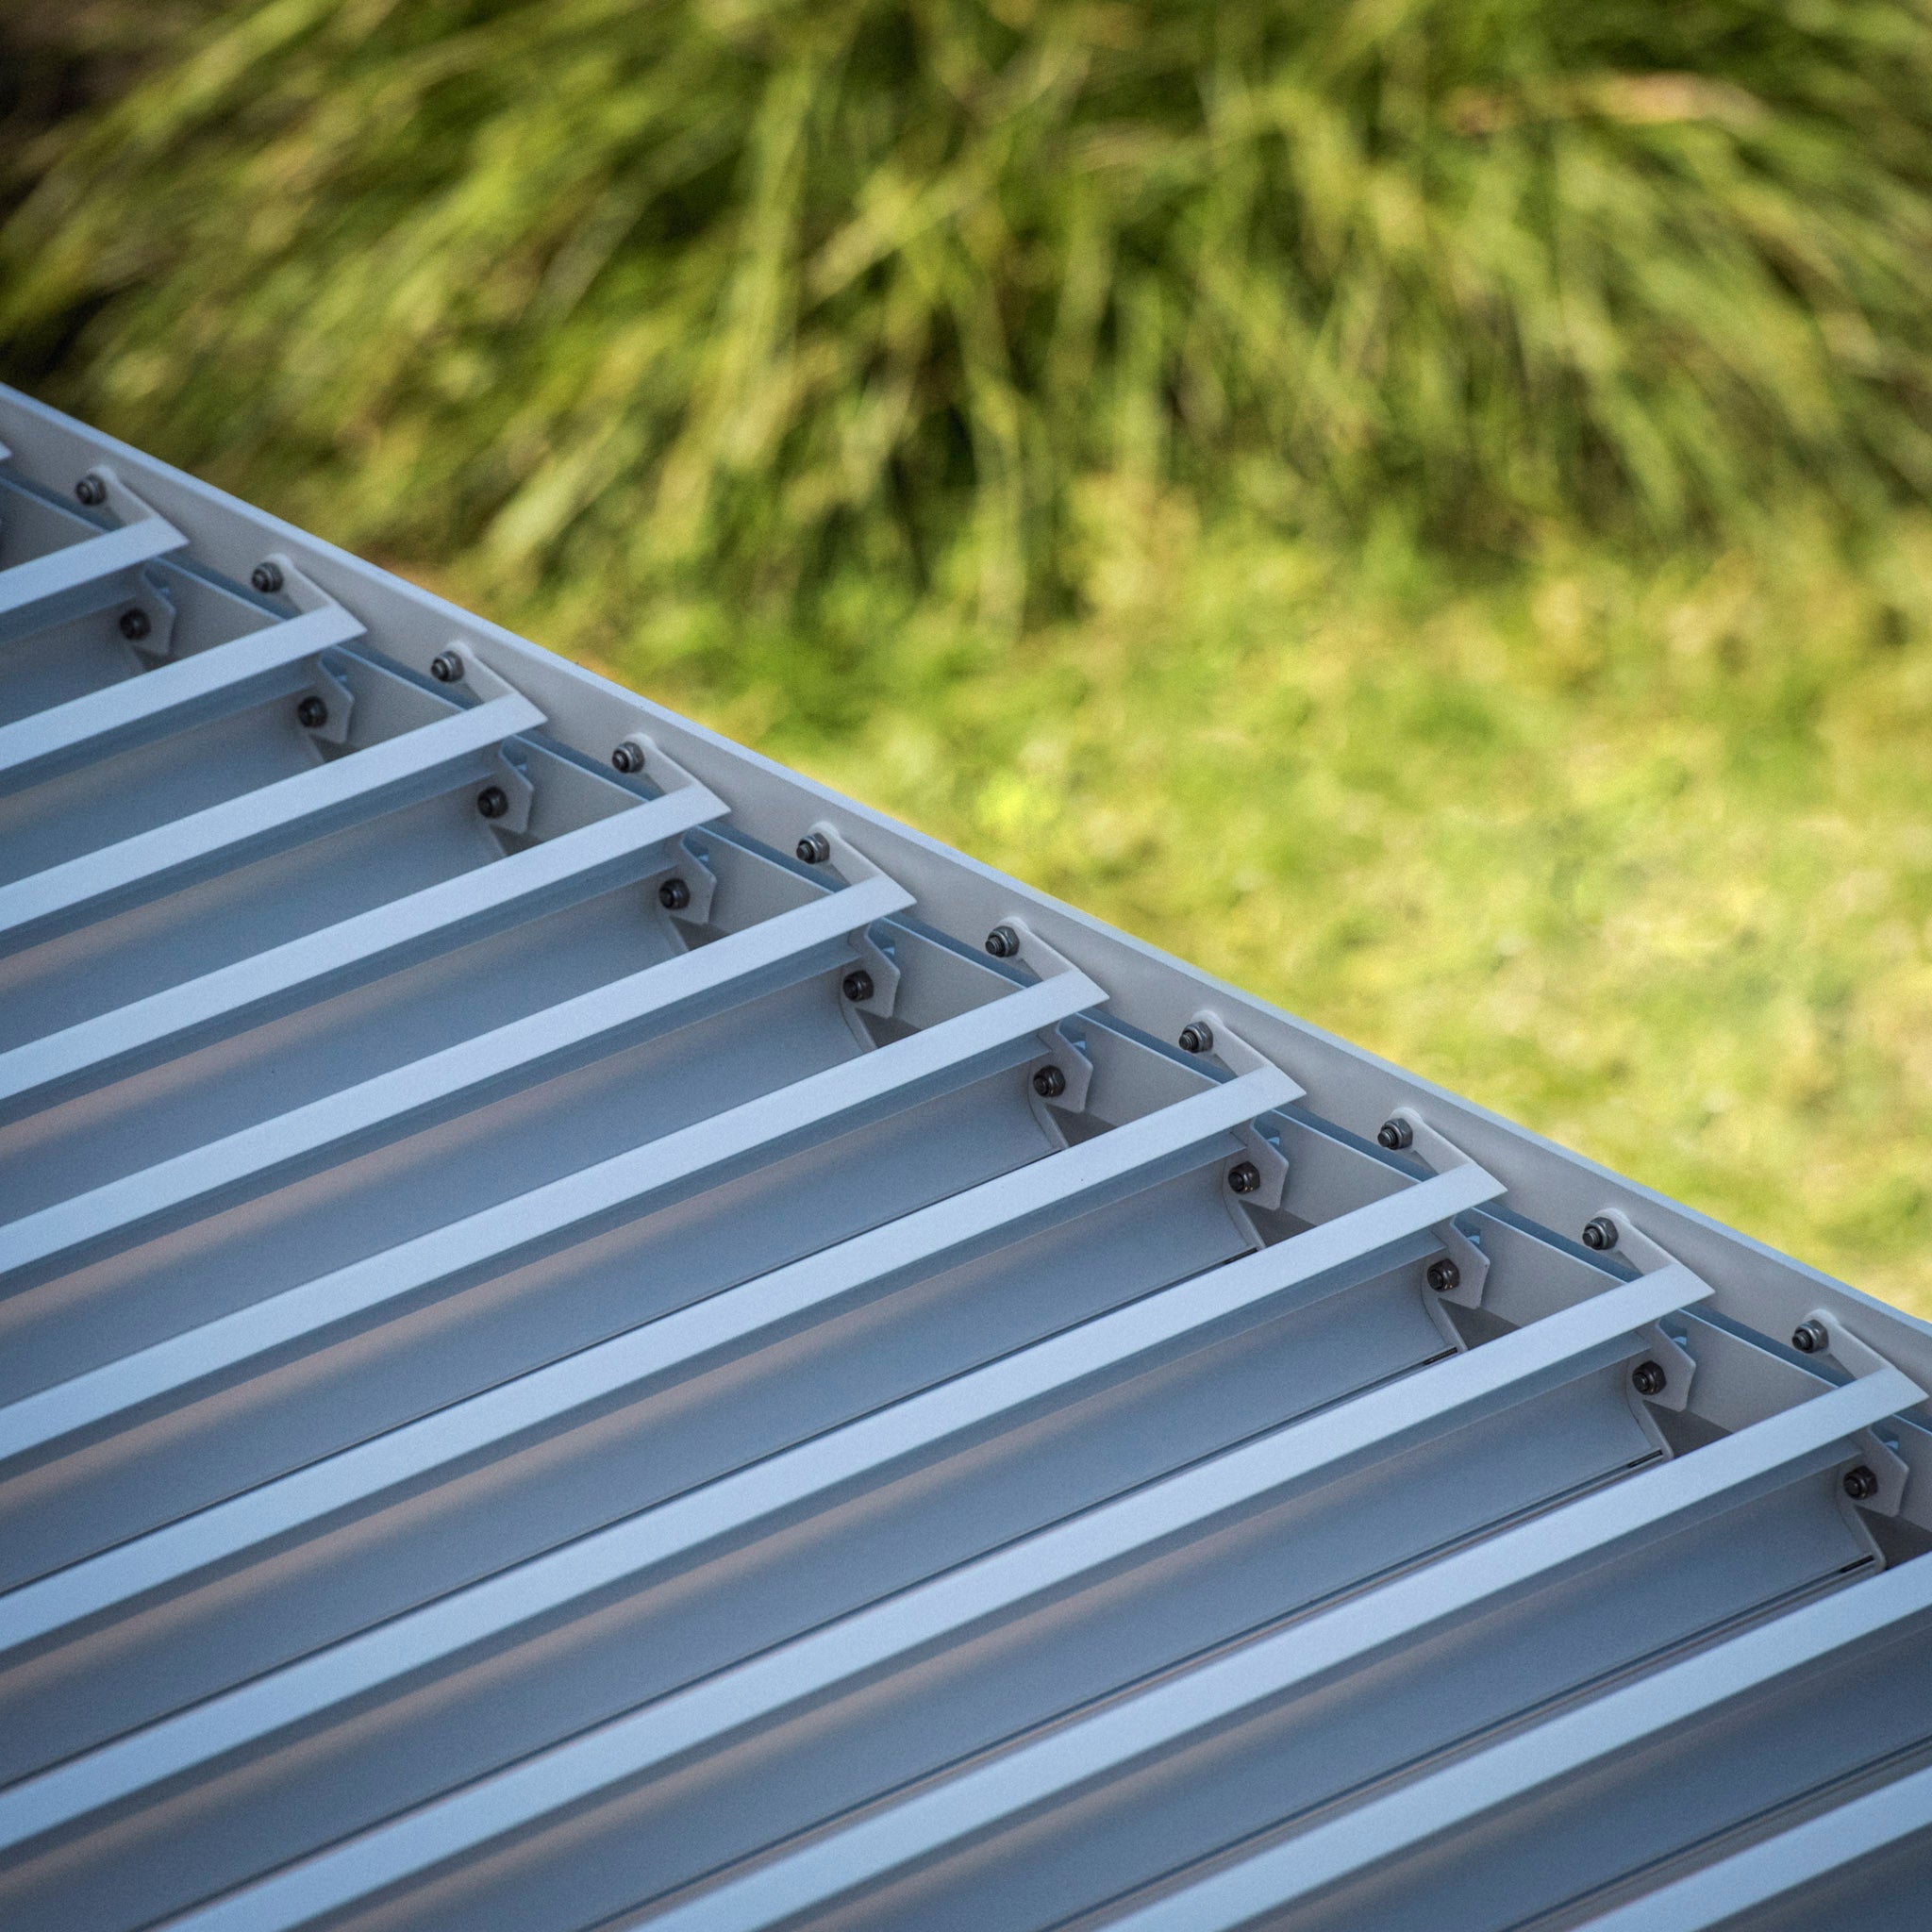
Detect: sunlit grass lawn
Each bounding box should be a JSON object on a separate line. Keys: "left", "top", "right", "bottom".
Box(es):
{"left": 510, "top": 491, "right": 1932, "bottom": 1315}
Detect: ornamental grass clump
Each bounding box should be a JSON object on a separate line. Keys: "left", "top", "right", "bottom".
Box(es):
{"left": 6, "top": 0, "right": 1932, "bottom": 632}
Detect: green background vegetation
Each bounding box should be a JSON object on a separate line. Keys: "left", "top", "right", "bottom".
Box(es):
{"left": 3, "top": 0, "right": 1929, "bottom": 1307}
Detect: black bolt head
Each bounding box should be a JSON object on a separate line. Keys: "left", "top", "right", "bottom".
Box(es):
{"left": 1843, "top": 1464, "right": 1880, "bottom": 1503}
{"left": 295, "top": 695, "right": 328, "bottom": 730}
{"left": 1791, "top": 1319, "right": 1830, "bottom": 1355}
{"left": 476, "top": 785, "right": 509, "bottom": 821}
{"left": 1178, "top": 1023, "right": 1214, "bottom": 1055}
{"left": 611, "top": 741, "right": 645, "bottom": 774}
{"left": 118, "top": 608, "right": 151, "bottom": 641}
{"left": 658, "top": 877, "right": 691, "bottom": 911}
{"left": 985, "top": 924, "right": 1020, "bottom": 958}
{"left": 1377, "top": 1118, "right": 1413, "bottom": 1151}
{"left": 75, "top": 474, "right": 108, "bottom": 507}
{"left": 1032, "top": 1064, "right": 1067, "bottom": 1099}
{"left": 1582, "top": 1216, "right": 1619, "bottom": 1252}
{"left": 430, "top": 651, "right": 464, "bottom": 684}
{"left": 250, "top": 561, "right": 285, "bottom": 594}
{"left": 1228, "top": 1160, "right": 1262, "bottom": 1196}
{"left": 842, "top": 969, "right": 874, "bottom": 1004}
{"left": 1631, "top": 1360, "right": 1668, "bottom": 1398}
{"left": 1426, "top": 1257, "right": 1460, "bottom": 1294}
{"left": 797, "top": 832, "right": 831, "bottom": 865}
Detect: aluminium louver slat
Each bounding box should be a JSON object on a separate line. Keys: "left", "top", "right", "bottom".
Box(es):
{"left": 0, "top": 967, "right": 1102, "bottom": 1652}
{"left": 0, "top": 512, "right": 187, "bottom": 644}
{"left": 1101, "top": 1552, "right": 1932, "bottom": 1932}
{"left": 613, "top": 1368, "right": 1916, "bottom": 1932}
{"left": 0, "top": 869, "right": 913, "bottom": 1278}
{"left": 0, "top": 1072, "right": 1305, "bottom": 1848}
{"left": 81, "top": 1213, "right": 1705, "bottom": 1930}
{"left": 0, "top": 784, "right": 725, "bottom": 1113}
{"left": 1571, "top": 1756, "right": 1932, "bottom": 1931}
{"left": 0, "top": 1061, "right": 1287, "bottom": 1470}
{"left": 0, "top": 688, "right": 542, "bottom": 949}
{"left": 2, "top": 386, "right": 1928, "bottom": 1932}
{"left": 0, "top": 603, "right": 366, "bottom": 793}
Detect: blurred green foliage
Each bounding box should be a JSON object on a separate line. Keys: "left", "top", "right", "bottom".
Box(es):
{"left": 2, "top": 0, "right": 1929, "bottom": 1307}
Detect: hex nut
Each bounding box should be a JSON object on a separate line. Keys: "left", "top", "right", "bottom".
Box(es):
{"left": 1582, "top": 1216, "right": 1620, "bottom": 1252}
{"left": 1631, "top": 1360, "right": 1668, "bottom": 1398}
{"left": 430, "top": 651, "right": 465, "bottom": 684}
{"left": 985, "top": 924, "right": 1020, "bottom": 958}
{"left": 295, "top": 696, "right": 328, "bottom": 730}
{"left": 75, "top": 474, "right": 107, "bottom": 507}
{"left": 1178, "top": 1023, "right": 1214, "bottom": 1055}
{"left": 611, "top": 740, "right": 646, "bottom": 774}
{"left": 1377, "top": 1118, "right": 1413, "bottom": 1151}
{"left": 1227, "top": 1160, "right": 1262, "bottom": 1196}
{"left": 118, "top": 608, "right": 152, "bottom": 641}
{"left": 1791, "top": 1319, "right": 1830, "bottom": 1355}
{"left": 1032, "top": 1065, "right": 1067, "bottom": 1100}
{"left": 1843, "top": 1465, "right": 1880, "bottom": 1503}
{"left": 1426, "top": 1257, "right": 1460, "bottom": 1294}
{"left": 658, "top": 877, "right": 691, "bottom": 911}
{"left": 476, "top": 785, "right": 509, "bottom": 820}
{"left": 797, "top": 832, "right": 832, "bottom": 865}
{"left": 250, "top": 561, "right": 285, "bottom": 594}
{"left": 842, "top": 969, "right": 874, "bottom": 1004}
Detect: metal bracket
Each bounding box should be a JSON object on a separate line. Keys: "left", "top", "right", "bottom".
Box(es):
{"left": 655, "top": 837, "right": 719, "bottom": 929}
{"left": 804, "top": 822, "right": 906, "bottom": 1023}
{"left": 483, "top": 741, "right": 537, "bottom": 837}
{"left": 982, "top": 918, "right": 1106, "bottom": 1117}
{"left": 296, "top": 656, "right": 358, "bottom": 747}
{"left": 1183, "top": 1010, "right": 1302, "bottom": 1210}
{"left": 1383, "top": 1105, "right": 1495, "bottom": 1309}
{"left": 93, "top": 467, "right": 180, "bottom": 663}
{"left": 1792, "top": 1307, "right": 1920, "bottom": 1518}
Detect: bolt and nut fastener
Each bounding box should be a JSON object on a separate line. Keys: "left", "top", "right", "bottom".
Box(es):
{"left": 476, "top": 785, "right": 509, "bottom": 821}
{"left": 250, "top": 561, "right": 285, "bottom": 594}
{"left": 1227, "top": 1160, "right": 1262, "bottom": 1196}
{"left": 1843, "top": 1465, "right": 1880, "bottom": 1503}
{"left": 1631, "top": 1360, "right": 1668, "bottom": 1398}
{"left": 985, "top": 924, "right": 1020, "bottom": 958}
{"left": 1178, "top": 1023, "right": 1214, "bottom": 1055}
{"left": 1582, "top": 1216, "right": 1619, "bottom": 1252}
{"left": 1377, "top": 1118, "right": 1413, "bottom": 1151}
{"left": 611, "top": 741, "right": 646, "bottom": 774}
{"left": 118, "top": 608, "right": 151, "bottom": 641}
{"left": 842, "top": 970, "right": 874, "bottom": 1004}
{"left": 1426, "top": 1257, "right": 1460, "bottom": 1294}
{"left": 295, "top": 696, "right": 328, "bottom": 730}
{"left": 430, "top": 651, "right": 465, "bottom": 684}
{"left": 1791, "top": 1319, "right": 1830, "bottom": 1355}
{"left": 658, "top": 877, "right": 691, "bottom": 911}
{"left": 75, "top": 475, "right": 107, "bottom": 507}
{"left": 796, "top": 832, "right": 831, "bottom": 864}
{"left": 1032, "top": 1065, "right": 1067, "bottom": 1100}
